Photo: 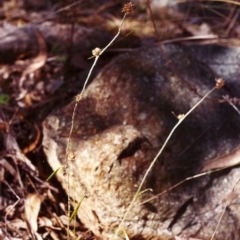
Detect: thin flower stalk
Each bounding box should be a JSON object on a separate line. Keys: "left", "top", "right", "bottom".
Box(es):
{"left": 114, "top": 79, "right": 224, "bottom": 239}
{"left": 64, "top": 3, "right": 134, "bottom": 239}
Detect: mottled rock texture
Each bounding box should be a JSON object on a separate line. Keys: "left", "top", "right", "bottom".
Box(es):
{"left": 43, "top": 44, "right": 240, "bottom": 240}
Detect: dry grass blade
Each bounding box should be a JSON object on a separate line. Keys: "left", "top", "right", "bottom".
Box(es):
{"left": 4, "top": 181, "right": 20, "bottom": 226}
{"left": 69, "top": 196, "right": 85, "bottom": 223}
{"left": 222, "top": 95, "right": 240, "bottom": 115}
{"left": 47, "top": 166, "right": 63, "bottom": 181}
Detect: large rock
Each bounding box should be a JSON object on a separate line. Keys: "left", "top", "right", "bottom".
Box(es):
{"left": 43, "top": 44, "right": 240, "bottom": 240}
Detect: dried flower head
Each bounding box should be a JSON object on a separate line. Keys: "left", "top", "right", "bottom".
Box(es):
{"left": 122, "top": 2, "right": 134, "bottom": 15}
{"left": 92, "top": 47, "right": 102, "bottom": 57}
{"left": 177, "top": 114, "right": 185, "bottom": 120}
{"left": 215, "top": 78, "right": 225, "bottom": 90}
{"left": 172, "top": 112, "right": 185, "bottom": 120}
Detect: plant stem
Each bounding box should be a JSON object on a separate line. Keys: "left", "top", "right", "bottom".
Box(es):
{"left": 114, "top": 86, "right": 216, "bottom": 239}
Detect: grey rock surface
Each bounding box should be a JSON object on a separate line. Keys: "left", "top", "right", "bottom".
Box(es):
{"left": 43, "top": 44, "right": 240, "bottom": 240}
{"left": 189, "top": 42, "right": 240, "bottom": 90}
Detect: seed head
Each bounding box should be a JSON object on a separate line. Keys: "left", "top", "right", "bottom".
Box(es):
{"left": 122, "top": 2, "right": 134, "bottom": 15}
{"left": 215, "top": 78, "right": 225, "bottom": 90}
{"left": 92, "top": 47, "right": 101, "bottom": 57}
{"left": 172, "top": 112, "right": 185, "bottom": 120}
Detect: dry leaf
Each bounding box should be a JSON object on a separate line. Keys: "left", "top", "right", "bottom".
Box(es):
{"left": 21, "top": 30, "right": 47, "bottom": 77}
{"left": 198, "top": 146, "right": 240, "bottom": 173}
{"left": 182, "top": 22, "right": 216, "bottom": 37}
{"left": 9, "top": 218, "right": 27, "bottom": 230}
{"left": 38, "top": 216, "right": 53, "bottom": 228}
{"left": 0, "top": 158, "right": 16, "bottom": 176}
{"left": 5, "top": 133, "right": 36, "bottom": 172}
{"left": 25, "top": 193, "right": 41, "bottom": 232}
{"left": 49, "top": 230, "right": 60, "bottom": 240}
{"left": 38, "top": 216, "right": 61, "bottom": 230}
